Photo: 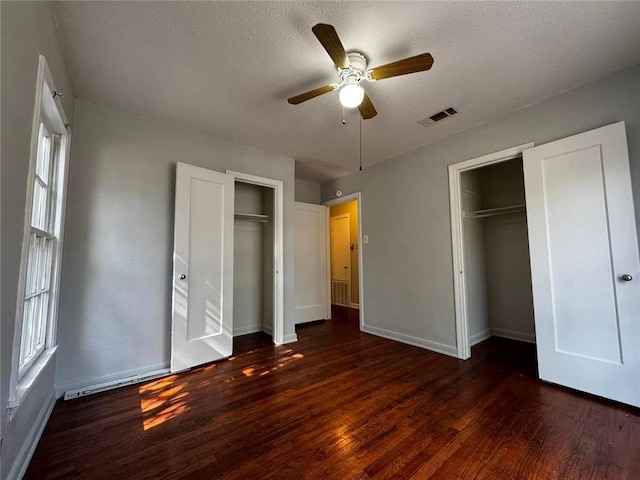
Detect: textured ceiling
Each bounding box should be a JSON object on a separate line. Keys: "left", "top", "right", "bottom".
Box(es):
{"left": 53, "top": 1, "right": 640, "bottom": 182}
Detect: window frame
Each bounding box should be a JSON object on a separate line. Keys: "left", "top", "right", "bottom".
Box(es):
{"left": 8, "top": 55, "right": 71, "bottom": 411}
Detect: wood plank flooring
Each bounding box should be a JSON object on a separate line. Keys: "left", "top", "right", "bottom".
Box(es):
{"left": 26, "top": 307, "right": 640, "bottom": 479}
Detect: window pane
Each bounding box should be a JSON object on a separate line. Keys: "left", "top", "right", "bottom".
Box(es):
{"left": 36, "top": 292, "right": 49, "bottom": 351}
{"left": 42, "top": 237, "right": 54, "bottom": 291}
{"left": 35, "top": 123, "right": 51, "bottom": 183}
{"left": 31, "top": 179, "right": 48, "bottom": 230}
{"left": 20, "top": 292, "right": 50, "bottom": 368}
{"left": 25, "top": 234, "right": 38, "bottom": 297}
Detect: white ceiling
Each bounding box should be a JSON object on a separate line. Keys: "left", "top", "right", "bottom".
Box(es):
{"left": 52, "top": 1, "right": 640, "bottom": 183}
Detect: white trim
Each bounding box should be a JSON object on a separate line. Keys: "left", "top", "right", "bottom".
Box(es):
{"left": 226, "top": 170, "right": 285, "bottom": 345}
{"left": 6, "top": 392, "right": 56, "bottom": 480}
{"left": 56, "top": 363, "right": 171, "bottom": 400}
{"left": 491, "top": 328, "right": 536, "bottom": 344}
{"left": 261, "top": 323, "right": 273, "bottom": 336}
{"left": 323, "top": 192, "right": 365, "bottom": 330}
{"left": 48, "top": 130, "right": 71, "bottom": 347}
{"left": 469, "top": 329, "right": 492, "bottom": 346}
{"left": 448, "top": 143, "right": 534, "bottom": 360}
{"left": 362, "top": 324, "right": 458, "bottom": 358}
{"left": 233, "top": 325, "right": 264, "bottom": 336}
{"left": 283, "top": 333, "right": 299, "bottom": 343}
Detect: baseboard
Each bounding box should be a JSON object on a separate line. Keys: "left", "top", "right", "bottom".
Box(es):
{"left": 261, "top": 324, "right": 273, "bottom": 336}
{"left": 283, "top": 333, "right": 298, "bottom": 344}
{"left": 470, "top": 329, "right": 492, "bottom": 346}
{"left": 362, "top": 324, "right": 458, "bottom": 358}
{"left": 7, "top": 392, "right": 56, "bottom": 480}
{"left": 56, "top": 363, "right": 170, "bottom": 400}
{"left": 491, "top": 328, "right": 536, "bottom": 344}
{"left": 233, "top": 325, "right": 263, "bottom": 336}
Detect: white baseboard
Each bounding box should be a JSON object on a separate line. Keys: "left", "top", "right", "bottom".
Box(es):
{"left": 283, "top": 333, "right": 298, "bottom": 344}
{"left": 7, "top": 392, "right": 56, "bottom": 480}
{"left": 261, "top": 324, "right": 273, "bottom": 336}
{"left": 470, "top": 329, "right": 492, "bottom": 346}
{"left": 362, "top": 324, "right": 458, "bottom": 358}
{"left": 491, "top": 328, "right": 536, "bottom": 344}
{"left": 56, "top": 363, "right": 170, "bottom": 400}
{"left": 233, "top": 325, "right": 263, "bottom": 336}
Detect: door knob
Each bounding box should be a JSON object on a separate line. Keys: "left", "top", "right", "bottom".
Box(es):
{"left": 620, "top": 274, "right": 633, "bottom": 282}
{"left": 179, "top": 274, "right": 187, "bottom": 280}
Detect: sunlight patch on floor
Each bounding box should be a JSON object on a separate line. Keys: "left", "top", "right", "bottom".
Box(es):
{"left": 139, "top": 376, "right": 190, "bottom": 430}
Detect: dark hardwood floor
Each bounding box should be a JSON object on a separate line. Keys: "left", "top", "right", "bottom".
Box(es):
{"left": 27, "top": 307, "right": 639, "bottom": 479}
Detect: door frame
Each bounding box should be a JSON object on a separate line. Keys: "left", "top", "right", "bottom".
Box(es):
{"left": 226, "top": 170, "right": 285, "bottom": 345}
{"left": 448, "top": 143, "right": 533, "bottom": 359}
{"left": 329, "top": 213, "right": 351, "bottom": 307}
{"left": 323, "top": 192, "right": 365, "bottom": 330}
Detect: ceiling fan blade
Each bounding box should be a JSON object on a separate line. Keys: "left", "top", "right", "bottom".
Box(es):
{"left": 312, "top": 23, "right": 350, "bottom": 69}
{"left": 368, "top": 53, "right": 434, "bottom": 81}
{"left": 358, "top": 91, "right": 377, "bottom": 120}
{"left": 287, "top": 85, "right": 336, "bottom": 105}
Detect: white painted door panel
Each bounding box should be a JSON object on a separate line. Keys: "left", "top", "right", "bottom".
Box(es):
{"left": 523, "top": 122, "right": 640, "bottom": 407}
{"left": 172, "top": 162, "right": 234, "bottom": 372}
{"left": 294, "top": 202, "right": 328, "bottom": 324}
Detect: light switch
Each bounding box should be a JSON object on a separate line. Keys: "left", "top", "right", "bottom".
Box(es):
{"left": 363, "top": 235, "right": 369, "bottom": 244}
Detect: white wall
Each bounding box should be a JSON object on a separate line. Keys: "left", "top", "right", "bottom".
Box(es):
{"left": 461, "top": 171, "right": 490, "bottom": 344}
{"left": 321, "top": 64, "right": 640, "bottom": 355}
{"left": 55, "top": 99, "right": 296, "bottom": 394}
{"left": 233, "top": 183, "right": 266, "bottom": 336}
{"left": 483, "top": 214, "right": 535, "bottom": 340}
{"left": 295, "top": 179, "right": 321, "bottom": 204}
{"left": 1, "top": 2, "right": 76, "bottom": 477}
{"left": 479, "top": 160, "right": 534, "bottom": 341}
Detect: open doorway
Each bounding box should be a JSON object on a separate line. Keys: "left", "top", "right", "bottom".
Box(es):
{"left": 449, "top": 144, "right": 535, "bottom": 359}
{"left": 329, "top": 201, "right": 359, "bottom": 309}
{"left": 324, "top": 194, "right": 364, "bottom": 329}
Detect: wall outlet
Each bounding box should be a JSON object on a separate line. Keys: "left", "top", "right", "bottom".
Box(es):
{"left": 363, "top": 235, "right": 368, "bottom": 244}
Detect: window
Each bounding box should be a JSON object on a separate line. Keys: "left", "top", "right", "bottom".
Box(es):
{"left": 19, "top": 123, "right": 60, "bottom": 372}
{"left": 12, "top": 55, "right": 70, "bottom": 386}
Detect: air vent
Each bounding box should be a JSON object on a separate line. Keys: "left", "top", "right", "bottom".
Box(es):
{"left": 417, "top": 106, "right": 460, "bottom": 127}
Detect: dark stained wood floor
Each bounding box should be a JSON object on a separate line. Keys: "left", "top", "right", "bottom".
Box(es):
{"left": 27, "top": 307, "right": 640, "bottom": 479}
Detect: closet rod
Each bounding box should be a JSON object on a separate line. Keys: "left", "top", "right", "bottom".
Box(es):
{"left": 234, "top": 213, "right": 270, "bottom": 223}
{"left": 470, "top": 204, "right": 526, "bottom": 219}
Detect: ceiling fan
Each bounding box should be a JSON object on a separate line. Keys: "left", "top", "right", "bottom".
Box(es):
{"left": 287, "top": 23, "right": 434, "bottom": 120}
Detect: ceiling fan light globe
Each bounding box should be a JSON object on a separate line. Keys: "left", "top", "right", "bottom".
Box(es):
{"left": 339, "top": 84, "right": 364, "bottom": 108}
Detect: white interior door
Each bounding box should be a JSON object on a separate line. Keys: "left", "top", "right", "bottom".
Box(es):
{"left": 330, "top": 214, "right": 351, "bottom": 306}
{"left": 172, "top": 162, "right": 234, "bottom": 372}
{"left": 523, "top": 121, "right": 640, "bottom": 407}
{"left": 294, "top": 202, "right": 328, "bottom": 324}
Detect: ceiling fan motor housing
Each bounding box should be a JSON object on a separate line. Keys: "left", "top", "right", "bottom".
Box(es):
{"left": 339, "top": 52, "right": 368, "bottom": 83}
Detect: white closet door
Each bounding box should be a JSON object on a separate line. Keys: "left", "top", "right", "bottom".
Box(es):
{"left": 172, "top": 162, "right": 235, "bottom": 372}
{"left": 523, "top": 122, "right": 640, "bottom": 407}
{"left": 294, "top": 202, "right": 328, "bottom": 323}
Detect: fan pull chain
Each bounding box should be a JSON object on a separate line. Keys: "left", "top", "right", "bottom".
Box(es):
{"left": 359, "top": 115, "right": 363, "bottom": 171}
{"left": 342, "top": 106, "right": 346, "bottom": 125}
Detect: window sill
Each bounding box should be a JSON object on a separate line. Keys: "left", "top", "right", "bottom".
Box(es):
{"left": 7, "top": 346, "right": 57, "bottom": 421}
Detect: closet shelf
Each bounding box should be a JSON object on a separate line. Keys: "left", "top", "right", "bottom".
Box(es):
{"left": 234, "top": 212, "right": 270, "bottom": 223}
{"left": 470, "top": 204, "right": 526, "bottom": 219}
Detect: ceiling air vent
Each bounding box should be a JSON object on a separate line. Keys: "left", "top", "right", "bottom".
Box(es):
{"left": 417, "top": 106, "right": 459, "bottom": 127}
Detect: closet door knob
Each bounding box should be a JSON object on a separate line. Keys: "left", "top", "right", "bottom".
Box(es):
{"left": 179, "top": 274, "right": 187, "bottom": 280}
{"left": 620, "top": 274, "right": 633, "bottom": 282}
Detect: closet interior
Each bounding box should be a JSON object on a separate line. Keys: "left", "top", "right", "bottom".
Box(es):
{"left": 461, "top": 157, "right": 535, "bottom": 349}
{"left": 233, "top": 181, "right": 275, "bottom": 338}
